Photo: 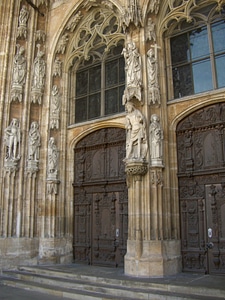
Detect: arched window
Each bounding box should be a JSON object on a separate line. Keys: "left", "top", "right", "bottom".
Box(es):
{"left": 68, "top": 8, "right": 125, "bottom": 124}
{"left": 166, "top": 4, "right": 225, "bottom": 100}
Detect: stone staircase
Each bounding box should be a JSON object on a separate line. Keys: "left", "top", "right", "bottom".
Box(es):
{"left": 1, "top": 265, "right": 225, "bottom": 300}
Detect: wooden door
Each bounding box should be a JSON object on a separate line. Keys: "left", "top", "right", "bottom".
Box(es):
{"left": 73, "top": 128, "right": 128, "bottom": 267}
{"left": 177, "top": 103, "right": 225, "bottom": 274}
{"left": 205, "top": 184, "right": 225, "bottom": 274}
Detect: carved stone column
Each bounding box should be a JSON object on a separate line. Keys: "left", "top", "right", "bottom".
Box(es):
{"left": 124, "top": 160, "right": 149, "bottom": 275}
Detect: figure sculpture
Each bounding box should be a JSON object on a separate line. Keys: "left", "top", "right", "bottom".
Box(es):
{"left": 31, "top": 45, "right": 46, "bottom": 104}
{"left": 56, "top": 34, "right": 69, "bottom": 54}
{"left": 32, "top": 45, "right": 45, "bottom": 90}
{"left": 4, "top": 118, "right": 21, "bottom": 161}
{"left": 149, "top": 114, "right": 163, "bottom": 166}
{"left": 11, "top": 44, "right": 27, "bottom": 102}
{"left": 122, "top": 41, "right": 142, "bottom": 104}
{"left": 53, "top": 57, "right": 62, "bottom": 77}
{"left": 28, "top": 121, "right": 41, "bottom": 161}
{"left": 47, "top": 137, "right": 58, "bottom": 176}
{"left": 147, "top": 45, "right": 160, "bottom": 105}
{"left": 125, "top": 102, "right": 147, "bottom": 161}
{"left": 50, "top": 85, "right": 60, "bottom": 129}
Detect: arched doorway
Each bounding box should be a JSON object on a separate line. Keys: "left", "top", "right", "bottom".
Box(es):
{"left": 73, "top": 127, "right": 128, "bottom": 267}
{"left": 177, "top": 102, "right": 225, "bottom": 274}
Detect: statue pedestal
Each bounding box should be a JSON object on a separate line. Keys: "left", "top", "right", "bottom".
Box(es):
{"left": 125, "top": 240, "right": 181, "bottom": 277}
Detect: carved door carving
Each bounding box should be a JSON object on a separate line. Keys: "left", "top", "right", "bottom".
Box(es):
{"left": 177, "top": 103, "right": 225, "bottom": 274}
{"left": 73, "top": 128, "right": 128, "bottom": 267}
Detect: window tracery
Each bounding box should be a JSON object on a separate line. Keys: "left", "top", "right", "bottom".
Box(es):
{"left": 164, "top": 2, "right": 225, "bottom": 100}
{"left": 67, "top": 7, "right": 125, "bottom": 124}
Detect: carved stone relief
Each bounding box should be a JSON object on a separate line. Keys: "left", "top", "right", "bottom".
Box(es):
{"left": 122, "top": 42, "right": 142, "bottom": 104}
{"left": 147, "top": 45, "right": 161, "bottom": 105}
{"left": 52, "top": 57, "right": 62, "bottom": 77}
{"left": 17, "top": 5, "right": 29, "bottom": 39}
{"left": 56, "top": 34, "right": 69, "bottom": 54}
{"left": 149, "top": 114, "right": 163, "bottom": 166}
{"left": 11, "top": 44, "right": 27, "bottom": 102}
{"left": 66, "top": 11, "right": 83, "bottom": 32}
{"left": 35, "top": 30, "right": 46, "bottom": 43}
{"left": 31, "top": 44, "right": 46, "bottom": 104}
{"left": 146, "top": 17, "right": 156, "bottom": 42}
{"left": 50, "top": 85, "right": 60, "bottom": 129}
{"left": 123, "top": 0, "right": 143, "bottom": 28}
{"left": 47, "top": 137, "right": 59, "bottom": 180}
{"left": 4, "top": 119, "right": 21, "bottom": 170}
{"left": 27, "top": 121, "right": 41, "bottom": 172}
{"left": 124, "top": 102, "right": 147, "bottom": 161}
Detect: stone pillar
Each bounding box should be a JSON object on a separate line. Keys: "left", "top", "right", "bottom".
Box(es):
{"left": 124, "top": 161, "right": 148, "bottom": 275}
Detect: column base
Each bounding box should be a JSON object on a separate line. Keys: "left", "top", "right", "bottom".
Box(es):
{"left": 124, "top": 239, "right": 181, "bottom": 277}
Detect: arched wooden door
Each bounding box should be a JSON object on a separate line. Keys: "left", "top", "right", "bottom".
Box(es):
{"left": 73, "top": 127, "right": 128, "bottom": 267}
{"left": 177, "top": 103, "right": 225, "bottom": 274}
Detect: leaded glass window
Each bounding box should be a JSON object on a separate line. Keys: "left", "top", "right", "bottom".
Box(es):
{"left": 169, "top": 15, "right": 225, "bottom": 100}
{"left": 73, "top": 44, "right": 125, "bottom": 124}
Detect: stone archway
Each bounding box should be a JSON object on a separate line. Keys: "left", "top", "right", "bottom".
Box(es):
{"left": 73, "top": 127, "right": 128, "bottom": 267}
{"left": 177, "top": 102, "right": 225, "bottom": 274}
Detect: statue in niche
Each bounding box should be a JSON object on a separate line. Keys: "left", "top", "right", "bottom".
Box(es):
{"left": 56, "top": 34, "right": 69, "bottom": 54}
{"left": 28, "top": 121, "right": 41, "bottom": 161}
{"left": 47, "top": 137, "right": 59, "bottom": 177}
{"left": 122, "top": 41, "right": 142, "bottom": 104}
{"left": 53, "top": 57, "right": 62, "bottom": 77}
{"left": 66, "top": 11, "right": 82, "bottom": 32}
{"left": 32, "top": 45, "right": 45, "bottom": 89}
{"left": 146, "top": 18, "right": 156, "bottom": 42}
{"left": 31, "top": 44, "right": 46, "bottom": 104}
{"left": 149, "top": 114, "right": 163, "bottom": 166}
{"left": 124, "top": 102, "right": 147, "bottom": 161}
{"left": 17, "top": 5, "right": 29, "bottom": 39}
{"left": 147, "top": 45, "right": 160, "bottom": 105}
{"left": 11, "top": 44, "right": 27, "bottom": 102}
{"left": 4, "top": 118, "right": 21, "bottom": 161}
{"left": 50, "top": 85, "right": 60, "bottom": 129}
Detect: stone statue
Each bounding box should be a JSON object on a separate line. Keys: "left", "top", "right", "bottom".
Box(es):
{"left": 31, "top": 45, "right": 46, "bottom": 104}
{"left": 28, "top": 121, "right": 41, "bottom": 161}
{"left": 53, "top": 57, "right": 62, "bottom": 77}
{"left": 147, "top": 45, "right": 160, "bottom": 105}
{"left": 50, "top": 85, "right": 60, "bottom": 129}
{"left": 17, "top": 5, "right": 29, "bottom": 39}
{"left": 47, "top": 137, "right": 58, "bottom": 176}
{"left": 149, "top": 114, "right": 163, "bottom": 166}
{"left": 56, "top": 34, "right": 69, "bottom": 54}
{"left": 122, "top": 41, "right": 142, "bottom": 104}
{"left": 146, "top": 18, "right": 156, "bottom": 42}
{"left": 125, "top": 102, "right": 147, "bottom": 161}
{"left": 11, "top": 44, "right": 27, "bottom": 102}
{"left": 32, "top": 45, "right": 45, "bottom": 90}
{"left": 66, "top": 11, "right": 82, "bottom": 32}
{"left": 4, "top": 118, "right": 21, "bottom": 161}
{"left": 12, "top": 45, "right": 26, "bottom": 86}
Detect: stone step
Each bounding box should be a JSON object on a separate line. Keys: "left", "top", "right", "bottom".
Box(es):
{"left": 17, "top": 266, "right": 225, "bottom": 299}
{"left": 1, "top": 266, "right": 225, "bottom": 300}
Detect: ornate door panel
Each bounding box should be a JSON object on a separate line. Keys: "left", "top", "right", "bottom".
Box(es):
{"left": 73, "top": 128, "right": 128, "bottom": 267}
{"left": 205, "top": 184, "right": 225, "bottom": 274}
{"left": 177, "top": 103, "right": 225, "bottom": 274}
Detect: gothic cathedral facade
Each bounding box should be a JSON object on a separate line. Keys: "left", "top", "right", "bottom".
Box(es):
{"left": 1, "top": 0, "right": 225, "bottom": 277}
